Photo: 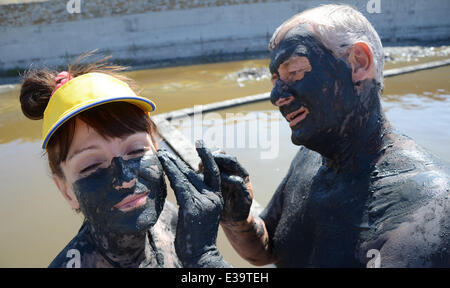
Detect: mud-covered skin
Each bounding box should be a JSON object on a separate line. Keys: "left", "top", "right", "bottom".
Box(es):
{"left": 157, "top": 141, "right": 231, "bottom": 268}
{"left": 258, "top": 26, "right": 450, "bottom": 267}
{"left": 49, "top": 201, "right": 182, "bottom": 268}
{"left": 73, "top": 154, "right": 167, "bottom": 235}
{"left": 213, "top": 153, "right": 253, "bottom": 223}
{"left": 261, "top": 131, "right": 450, "bottom": 267}
{"left": 49, "top": 153, "right": 182, "bottom": 268}
{"left": 270, "top": 25, "right": 368, "bottom": 155}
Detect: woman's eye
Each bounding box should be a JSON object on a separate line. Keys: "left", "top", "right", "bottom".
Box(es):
{"left": 271, "top": 74, "right": 278, "bottom": 85}
{"left": 80, "top": 163, "right": 101, "bottom": 174}
{"left": 127, "top": 148, "right": 148, "bottom": 155}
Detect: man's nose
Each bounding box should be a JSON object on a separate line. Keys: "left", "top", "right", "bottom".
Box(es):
{"left": 112, "top": 157, "right": 137, "bottom": 189}
{"left": 270, "top": 79, "right": 294, "bottom": 107}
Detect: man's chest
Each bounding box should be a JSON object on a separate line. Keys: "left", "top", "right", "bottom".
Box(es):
{"left": 273, "top": 170, "right": 371, "bottom": 267}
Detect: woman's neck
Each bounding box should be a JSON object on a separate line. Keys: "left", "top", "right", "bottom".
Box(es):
{"left": 86, "top": 221, "right": 149, "bottom": 268}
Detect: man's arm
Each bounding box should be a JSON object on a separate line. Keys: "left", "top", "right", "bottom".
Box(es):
{"left": 214, "top": 153, "right": 289, "bottom": 266}
{"left": 221, "top": 214, "right": 275, "bottom": 266}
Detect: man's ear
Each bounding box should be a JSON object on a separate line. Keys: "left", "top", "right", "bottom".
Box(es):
{"left": 348, "top": 42, "right": 375, "bottom": 83}
{"left": 53, "top": 175, "right": 80, "bottom": 210}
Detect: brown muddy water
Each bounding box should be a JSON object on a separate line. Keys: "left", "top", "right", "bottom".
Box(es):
{"left": 0, "top": 54, "right": 449, "bottom": 267}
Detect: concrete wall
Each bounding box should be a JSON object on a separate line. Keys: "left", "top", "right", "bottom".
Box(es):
{"left": 1, "top": 0, "right": 449, "bottom": 74}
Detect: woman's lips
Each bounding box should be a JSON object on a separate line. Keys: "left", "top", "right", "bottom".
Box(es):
{"left": 113, "top": 192, "right": 149, "bottom": 212}
{"left": 286, "top": 106, "right": 309, "bottom": 127}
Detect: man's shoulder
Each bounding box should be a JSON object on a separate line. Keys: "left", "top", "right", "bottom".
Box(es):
{"left": 364, "top": 131, "right": 450, "bottom": 267}
{"left": 379, "top": 129, "right": 450, "bottom": 171}
{"left": 374, "top": 130, "right": 450, "bottom": 194}
{"left": 371, "top": 129, "right": 449, "bottom": 213}
{"left": 265, "top": 146, "right": 322, "bottom": 210}
{"left": 362, "top": 190, "right": 450, "bottom": 267}
{"left": 292, "top": 145, "right": 323, "bottom": 167}
{"left": 286, "top": 145, "right": 323, "bottom": 183}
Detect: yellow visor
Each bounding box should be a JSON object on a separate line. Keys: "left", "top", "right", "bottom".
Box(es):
{"left": 41, "top": 72, "right": 156, "bottom": 149}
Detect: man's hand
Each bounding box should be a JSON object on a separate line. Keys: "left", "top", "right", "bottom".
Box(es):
{"left": 157, "top": 141, "right": 230, "bottom": 267}
{"left": 213, "top": 153, "right": 274, "bottom": 266}
{"left": 213, "top": 153, "right": 254, "bottom": 224}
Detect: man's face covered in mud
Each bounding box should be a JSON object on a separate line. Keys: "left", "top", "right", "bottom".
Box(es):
{"left": 270, "top": 25, "right": 358, "bottom": 147}
{"left": 72, "top": 153, "right": 167, "bottom": 235}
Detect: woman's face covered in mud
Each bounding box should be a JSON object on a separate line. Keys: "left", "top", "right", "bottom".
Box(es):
{"left": 270, "top": 24, "right": 358, "bottom": 148}
{"left": 73, "top": 153, "right": 166, "bottom": 234}
{"left": 58, "top": 120, "right": 167, "bottom": 235}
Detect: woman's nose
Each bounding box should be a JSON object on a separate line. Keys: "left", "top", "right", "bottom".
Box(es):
{"left": 111, "top": 157, "right": 137, "bottom": 189}
{"left": 270, "top": 79, "right": 294, "bottom": 107}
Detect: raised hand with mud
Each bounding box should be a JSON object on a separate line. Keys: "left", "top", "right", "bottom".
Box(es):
{"left": 157, "top": 140, "right": 231, "bottom": 268}
{"left": 213, "top": 153, "right": 254, "bottom": 224}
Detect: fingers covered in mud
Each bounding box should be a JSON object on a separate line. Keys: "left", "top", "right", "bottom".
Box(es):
{"left": 213, "top": 153, "right": 249, "bottom": 182}
{"left": 164, "top": 150, "right": 205, "bottom": 191}
{"left": 196, "top": 140, "right": 221, "bottom": 192}
{"left": 221, "top": 173, "right": 250, "bottom": 200}
{"left": 157, "top": 143, "right": 227, "bottom": 267}
{"left": 220, "top": 173, "right": 253, "bottom": 223}
{"left": 157, "top": 149, "right": 193, "bottom": 207}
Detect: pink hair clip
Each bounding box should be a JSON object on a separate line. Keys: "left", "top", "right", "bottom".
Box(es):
{"left": 51, "top": 71, "right": 73, "bottom": 96}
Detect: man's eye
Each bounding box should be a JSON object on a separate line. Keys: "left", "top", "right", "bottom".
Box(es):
{"left": 80, "top": 163, "right": 101, "bottom": 174}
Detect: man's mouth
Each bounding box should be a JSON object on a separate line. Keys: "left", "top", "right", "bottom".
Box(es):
{"left": 113, "top": 192, "right": 149, "bottom": 212}
{"left": 285, "top": 106, "right": 309, "bottom": 127}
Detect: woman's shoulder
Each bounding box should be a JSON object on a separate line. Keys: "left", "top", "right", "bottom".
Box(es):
{"left": 48, "top": 222, "right": 103, "bottom": 268}
{"left": 49, "top": 202, "right": 181, "bottom": 268}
